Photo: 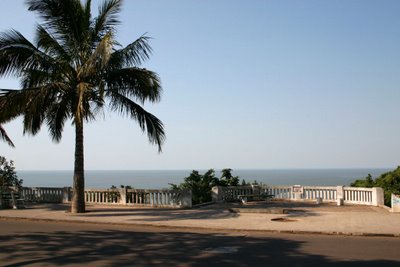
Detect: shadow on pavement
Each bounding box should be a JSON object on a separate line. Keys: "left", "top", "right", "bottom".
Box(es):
{"left": 0, "top": 224, "right": 399, "bottom": 267}
{"left": 81, "top": 208, "right": 239, "bottom": 222}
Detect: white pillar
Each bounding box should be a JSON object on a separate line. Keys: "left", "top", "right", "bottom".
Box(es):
{"left": 292, "top": 185, "right": 303, "bottom": 200}
{"left": 391, "top": 194, "right": 400, "bottom": 212}
{"left": 372, "top": 187, "right": 384, "bottom": 206}
{"left": 336, "top": 186, "right": 344, "bottom": 206}
{"left": 119, "top": 188, "right": 127, "bottom": 205}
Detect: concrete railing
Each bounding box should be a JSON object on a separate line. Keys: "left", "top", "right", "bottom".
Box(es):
{"left": 126, "top": 188, "right": 191, "bottom": 207}
{"left": 84, "top": 189, "right": 120, "bottom": 204}
{"left": 211, "top": 186, "right": 254, "bottom": 202}
{"left": 212, "top": 185, "right": 384, "bottom": 206}
{"left": 85, "top": 188, "right": 192, "bottom": 208}
{"left": 20, "top": 187, "right": 69, "bottom": 203}
{"left": 264, "top": 186, "right": 292, "bottom": 199}
{"left": 17, "top": 186, "right": 192, "bottom": 208}
{"left": 343, "top": 187, "right": 374, "bottom": 205}
{"left": 302, "top": 186, "right": 337, "bottom": 202}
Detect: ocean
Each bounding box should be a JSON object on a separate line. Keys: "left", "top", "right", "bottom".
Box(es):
{"left": 17, "top": 168, "right": 390, "bottom": 189}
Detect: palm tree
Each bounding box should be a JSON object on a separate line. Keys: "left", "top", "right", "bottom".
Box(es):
{"left": 0, "top": 125, "right": 14, "bottom": 147}
{"left": 0, "top": 0, "right": 165, "bottom": 213}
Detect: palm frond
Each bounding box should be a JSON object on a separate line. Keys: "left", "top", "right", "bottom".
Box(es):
{"left": 46, "top": 95, "right": 71, "bottom": 142}
{"left": 109, "top": 35, "right": 152, "bottom": 68}
{"left": 26, "top": 0, "right": 85, "bottom": 39}
{"left": 26, "top": 0, "right": 91, "bottom": 62}
{"left": 82, "top": 0, "right": 92, "bottom": 34}
{"left": 109, "top": 92, "right": 165, "bottom": 152}
{"left": 0, "top": 30, "right": 41, "bottom": 76}
{"left": 21, "top": 69, "right": 55, "bottom": 89}
{"left": 0, "top": 29, "right": 59, "bottom": 78}
{"left": 0, "top": 89, "right": 32, "bottom": 121}
{"left": 35, "top": 24, "right": 70, "bottom": 61}
{"left": 105, "top": 67, "right": 161, "bottom": 103}
{"left": 1, "top": 84, "right": 66, "bottom": 138}
{"left": 0, "top": 125, "right": 15, "bottom": 147}
{"left": 93, "top": 0, "right": 122, "bottom": 39}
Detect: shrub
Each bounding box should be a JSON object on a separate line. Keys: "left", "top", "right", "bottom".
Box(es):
{"left": 170, "top": 169, "right": 220, "bottom": 205}
{"left": 351, "top": 167, "right": 400, "bottom": 206}
{"left": 171, "top": 168, "right": 248, "bottom": 205}
{"left": 0, "top": 156, "right": 22, "bottom": 188}
{"left": 219, "top": 168, "right": 240, "bottom": 186}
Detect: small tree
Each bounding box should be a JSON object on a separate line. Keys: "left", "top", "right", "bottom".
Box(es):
{"left": 170, "top": 169, "right": 220, "bottom": 205}
{"left": 171, "top": 168, "right": 244, "bottom": 205}
{"left": 350, "top": 174, "right": 374, "bottom": 188}
{"left": 220, "top": 168, "right": 239, "bottom": 186}
{"left": 351, "top": 168, "right": 400, "bottom": 206}
{"left": 0, "top": 156, "right": 22, "bottom": 188}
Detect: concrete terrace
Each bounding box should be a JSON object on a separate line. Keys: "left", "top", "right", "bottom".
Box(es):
{"left": 0, "top": 201, "right": 399, "bottom": 237}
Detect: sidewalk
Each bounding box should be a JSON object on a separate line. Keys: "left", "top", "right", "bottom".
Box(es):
{"left": 0, "top": 201, "right": 399, "bottom": 237}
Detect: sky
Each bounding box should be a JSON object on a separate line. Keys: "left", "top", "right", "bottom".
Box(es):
{"left": 0, "top": 0, "right": 400, "bottom": 170}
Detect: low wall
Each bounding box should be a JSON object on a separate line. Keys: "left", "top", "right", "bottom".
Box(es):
{"left": 20, "top": 187, "right": 68, "bottom": 203}
{"left": 212, "top": 185, "right": 384, "bottom": 207}
{"left": 85, "top": 188, "right": 192, "bottom": 208}
{"left": 17, "top": 187, "right": 192, "bottom": 208}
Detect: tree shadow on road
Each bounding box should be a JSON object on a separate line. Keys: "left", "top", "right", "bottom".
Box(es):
{"left": 0, "top": 222, "right": 399, "bottom": 266}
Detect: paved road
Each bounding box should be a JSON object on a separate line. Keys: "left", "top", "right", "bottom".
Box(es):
{"left": 0, "top": 219, "right": 399, "bottom": 266}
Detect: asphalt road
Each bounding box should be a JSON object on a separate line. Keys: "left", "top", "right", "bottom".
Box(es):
{"left": 0, "top": 219, "right": 399, "bottom": 266}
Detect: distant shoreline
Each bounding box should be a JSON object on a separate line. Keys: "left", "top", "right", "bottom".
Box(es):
{"left": 17, "top": 168, "right": 390, "bottom": 189}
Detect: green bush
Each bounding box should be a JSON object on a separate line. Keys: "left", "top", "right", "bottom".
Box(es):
{"left": 0, "top": 156, "right": 22, "bottom": 188}
{"left": 170, "top": 169, "right": 217, "bottom": 205}
{"left": 351, "top": 167, "right": 400, "bottom": 206}
{"left": 171, "top": 168, "right": 242, "bottom": 205}
{"left": 350, "top": 174, "right": 375, "bottom": 188}
{"left": 170, "top": 168, "right": 267, "bottom": 205}
{"left": 219, "top": 168, "right": 240, "bottom": 186}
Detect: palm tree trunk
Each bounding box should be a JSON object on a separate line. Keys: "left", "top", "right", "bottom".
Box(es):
{"left": 71, "top": 121, "right": 85, "bottom": 213}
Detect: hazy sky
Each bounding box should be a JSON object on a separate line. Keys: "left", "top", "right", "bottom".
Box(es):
{"left": 1, "top": 0, "right": 400, "bottom": 170}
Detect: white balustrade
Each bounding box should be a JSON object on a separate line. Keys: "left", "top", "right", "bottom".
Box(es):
{"left": 264, "top": 186, "right": 292, "bottom": 199}
{"left": 343, "top": 187, "right": 373, "bottom": 205}
{"left": 16, "top": 184, "right": 385, "bottom": 208}
{"left": 302, "top": 186, "right": 337, "bottom": 202}
{"left": 82, "top": 188, "right": 190, "bottom": 207}
{"left": 20, "top": 187, "right": 65, "bottom": 203}
{"left": 16, "top": 187, "right": 191, "bottom": 208}
{"left": 84, "top": 189, "right": 120, "bottom": 204}
{"left": 212, "top": 185, "right": 384, "bottom": 206}
{"left": 212, "top": 186, "right": 254, "bottom": 202}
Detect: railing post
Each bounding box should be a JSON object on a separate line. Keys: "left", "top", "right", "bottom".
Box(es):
{"left": 372, "top": 187, "right": 384, "bottom": 206}
{"left": 291, "top": 185, "right": 303, "bottom": 200}
{"left": 119, "top": 188, "right": 127, "bottom": 205}
{"left": 336, "top": 186, "right": 344, "bottom": 206}
{"left": 62, "top": 187, "right": 72, "bottom": 203}
{"left": 212, "top": 186, "right": 223, "bottom": 202}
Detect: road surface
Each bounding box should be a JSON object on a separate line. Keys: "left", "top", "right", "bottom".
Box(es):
{"left": 0, "top": 218, "right": 399, "bottom": 266}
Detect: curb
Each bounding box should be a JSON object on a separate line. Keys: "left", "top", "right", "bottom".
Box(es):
{"left": 1, "top": 215, "right": 399, "bottom": 238}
